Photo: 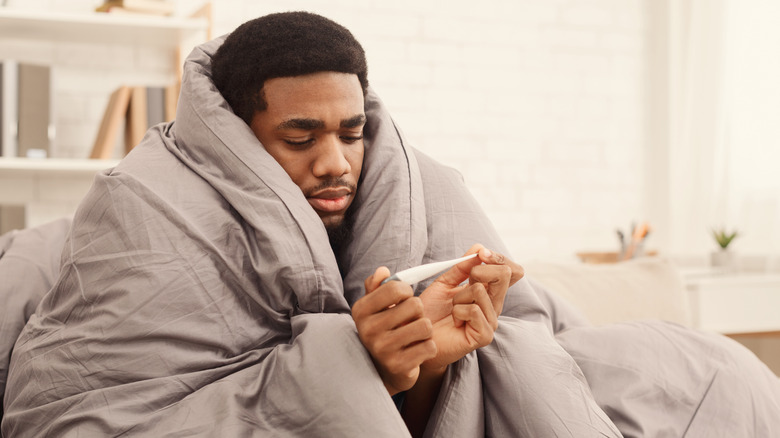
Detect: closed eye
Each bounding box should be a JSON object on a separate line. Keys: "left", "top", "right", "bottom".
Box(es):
{"left": 284, "top": 138, "right": 314, "bottom": 147}
{"left": 340, "top": 134, "right": 364, "bottom": 144}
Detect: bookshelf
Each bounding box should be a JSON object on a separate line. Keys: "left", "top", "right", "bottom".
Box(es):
{"left": 0, "top": 6, "right": 211, "bottom": 230}
{"left": 0, "top": 157, "right": 120, "bottom": 176}
{"left": 0, "top": 9, "right": 209, "bottom": 49}
{"left": 0, "top": 157, "right": 120, "bottom": 233}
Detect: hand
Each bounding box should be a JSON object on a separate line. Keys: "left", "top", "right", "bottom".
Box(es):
{"left": 420, "top": 245, "right": 524, "bottom": 323}
{"left": 418, "top": 245, "right": 524, "bottom": 371}
{"left": 466, "top": 246, "right": 524, "bottom": 317}
{"left": 351, "top": 267, "right": 438, "bottom": 395}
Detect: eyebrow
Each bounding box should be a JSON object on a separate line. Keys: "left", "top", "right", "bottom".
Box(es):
{"left": 276, "top": 118, "right": 324, "bottom": 131}
{"left": 275, "top": 114, "right": 366, "bottom": 131}
{"left": 341, "top": 114, "right": 367, "bottom": 129}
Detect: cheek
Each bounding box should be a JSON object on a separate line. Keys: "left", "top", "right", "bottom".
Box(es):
{"left": 278, "top": 158, "right": 312, "bottom": 188}
{"left": 349, "top": 144, "right": 365, "bottom": 177}
{"left": 263, "top": 145, "right": 311, "bottom": 188}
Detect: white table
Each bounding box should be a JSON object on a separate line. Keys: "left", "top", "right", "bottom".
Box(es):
{"left": 684, "top": 271, "right": 780, "bottom": 335}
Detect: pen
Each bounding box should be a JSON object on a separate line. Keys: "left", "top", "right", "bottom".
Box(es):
{"left": 623, "top": 222, "right": 650, "bottom": 260}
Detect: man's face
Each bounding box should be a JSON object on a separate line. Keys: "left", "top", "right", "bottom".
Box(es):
{"left": 250, "top": 72, "right": 365, "bottom": 231}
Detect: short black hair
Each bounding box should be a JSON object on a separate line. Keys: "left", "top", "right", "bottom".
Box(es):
{"left": 212, "top": 11, "right": 369, "bottom": 125}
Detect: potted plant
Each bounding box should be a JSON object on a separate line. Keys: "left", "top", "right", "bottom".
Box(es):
{"left": 711, "top": 228, "right": 738, "bottom": 271}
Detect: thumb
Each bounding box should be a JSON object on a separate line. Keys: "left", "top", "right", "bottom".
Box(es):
{"left": 364, "top": 266, "right": 391, "bottom": 294}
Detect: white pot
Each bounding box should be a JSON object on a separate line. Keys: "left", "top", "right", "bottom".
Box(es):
{"left": 711, "top": 249, "right": 737, "bottom": 272}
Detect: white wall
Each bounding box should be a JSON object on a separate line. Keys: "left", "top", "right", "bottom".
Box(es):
{"left": 216, "top": 0, "right": 651, "bottom": 262}
{"left": 1, "top": 0, "right": 652, "bottom": 261}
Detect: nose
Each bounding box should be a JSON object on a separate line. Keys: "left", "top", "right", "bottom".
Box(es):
{"left": 312, "top": 135, "right": 351, "bottom": 178}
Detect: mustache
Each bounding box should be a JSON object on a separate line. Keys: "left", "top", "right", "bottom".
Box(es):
{"left": 303, "top": 179, "right": 357, "bottom": 197}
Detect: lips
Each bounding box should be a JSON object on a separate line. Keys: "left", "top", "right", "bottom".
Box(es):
{"left": 307, "top": 188, "right": 352, "bottom": 213}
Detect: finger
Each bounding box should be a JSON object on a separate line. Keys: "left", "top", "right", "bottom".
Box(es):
{"left": 432, "top": 244, "right": 485, "bottom": 287}
{"left": 353, "top": 292, "right": 432, "bottom": 350}
{"left": 477, "top": 248, "right": 525, "bottom": 286}
{"left": 387, "top": 296, "right": 427, "bottom": 330}
{"left": 358, "top": 295, "right": 427, "bottom": 340}
{"left": 365, "top": 283, "right": 414, "bottom": 315}
{"left": 469, "top": 264, "right": 512, "bottom": 316}
{"left": 353, "top": 281, "right": 413, "bottom": 321}
{"left": 382, "top": 338, "right": 438, "bottom": 379}
{"left": 365, "top": 266, "right": 392, "bottom": 294}
{"left": 401, "top": 338, "right": 437, "bottom": 365}
{"left": 370, "top": 318, "right": 436, "bottom": 371}
{"left": 451, "top": 303, "right": 495, "bottom": 347}
{"left": 453, "top": 283, "right": 497, "bottom": 329}
{"left": 368, "top": 315, "right": 433, "bottom": 359}
{"left": 389, "top": 316, "right": 434, "bottom": 348}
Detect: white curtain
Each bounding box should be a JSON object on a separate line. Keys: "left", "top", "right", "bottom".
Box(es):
{"left": 666, "top": 0, "right": 780, "bottom": 256}
{"left": 721, "top": 0, "right": 780, "bottom": 254}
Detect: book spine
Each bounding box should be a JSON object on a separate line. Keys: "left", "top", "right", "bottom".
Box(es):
{"left": 146, "top": 86, "right": 166, "bottom": 128}
{"left": 17, "top": 63, "right": 53, "bottom": 158}
{"left": 0, "top": 60, "right": 19, "bottom": 158}
{"left": 90, "top": 86, "right": 132, "bottom": 159}
{"left": 125, "top": 86, "right": 147, "bottom": 154}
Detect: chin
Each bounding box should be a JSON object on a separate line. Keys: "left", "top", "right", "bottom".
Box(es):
{"left": 321, "top": 215, "right": 344, "bottom": 232}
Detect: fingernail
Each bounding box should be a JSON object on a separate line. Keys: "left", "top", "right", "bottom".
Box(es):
{"left": 482, "top": 248, "right": 492, "bottom": 258}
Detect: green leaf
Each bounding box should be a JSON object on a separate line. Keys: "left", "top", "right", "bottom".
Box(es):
{"left": 712, "top": 229, "right": 738, "bottom": 249}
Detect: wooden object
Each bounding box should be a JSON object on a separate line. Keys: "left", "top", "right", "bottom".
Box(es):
{"left": 91, "top": 84, "right": 179, "bottom": 159}
{"left": 90, "top": 86, "right": 131, "bottom": 159}
{"left": 577, "top": 250, "right": 658, "bottom": 264}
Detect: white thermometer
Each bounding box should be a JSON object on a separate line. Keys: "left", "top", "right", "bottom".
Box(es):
{"left": 381, "top": 253, "right": 478, "bottom": 285}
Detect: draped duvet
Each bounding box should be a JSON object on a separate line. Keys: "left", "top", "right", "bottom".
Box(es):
{"left": 3, "top": 37, "right": 779, "bottom": 437}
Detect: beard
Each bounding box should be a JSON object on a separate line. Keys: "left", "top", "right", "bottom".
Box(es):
{"left": 304, "top": 178, "right": 357, "bottom": 252}
{"left": 326, "top": 210, "right": 353, "bottom": 254}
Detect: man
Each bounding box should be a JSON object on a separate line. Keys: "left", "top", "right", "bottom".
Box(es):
{"left": 3, "top": 11, "right": 779, "bottom": 438}
{"left": 210, "top": 14, "right": 524, "bottom": 433}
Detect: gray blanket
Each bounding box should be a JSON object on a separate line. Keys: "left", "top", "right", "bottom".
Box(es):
{"left": 3, "top": 37, "right": 779, "bottom": 437}
{"left": 0, "top": 218, "right": 71, "bottom": 421}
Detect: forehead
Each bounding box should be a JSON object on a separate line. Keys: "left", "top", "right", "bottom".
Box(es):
{"left": 260, "top": 72, "right": 364, "bottom": 122}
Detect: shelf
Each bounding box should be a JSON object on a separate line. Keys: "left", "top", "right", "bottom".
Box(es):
{"left": 0, "top": 157, "right": 120, "bottom": 176}
{"left": 0, "top": 8, "right": 208, "bottom": 48}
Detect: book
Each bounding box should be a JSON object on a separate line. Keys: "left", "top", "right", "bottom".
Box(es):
{"left": 146, "top": 86, "right": 166, "bottom": 127}
{"left": 17, "top": 63, "right": 54, "bottom": 159}
{"left": 96, "top": 0, "right": 175, "bottom": 16}
{"left": 125, "top": 86, "right": 169, "bottom": 154}
{"left": 91, "top": 85, "right": 174, "bottom": 159}
{"left": 0, "top": 60, "right": 18, "bottom": 158}
{"left": 125, "top": 86, "right": 147, "bottom": 153}
{"left": 0, "top": 205, "right": 25, "bottom": 236}
{"left": 164, "top": 82, "right": 179, "bottom": 122}
{"left": 0, "top": 61, "right": 54, "bottom": 158}
{"left": 90, "top": 86, "right": 131, "bottom": 159}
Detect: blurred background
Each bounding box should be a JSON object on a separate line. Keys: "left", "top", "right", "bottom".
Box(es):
{"left": 1, "top": 0, "right": 778, "bottom": 266}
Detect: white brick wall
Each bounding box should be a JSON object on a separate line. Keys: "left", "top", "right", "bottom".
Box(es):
{"left": 1, "top": 0, "right": 651, "bottom": 261}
